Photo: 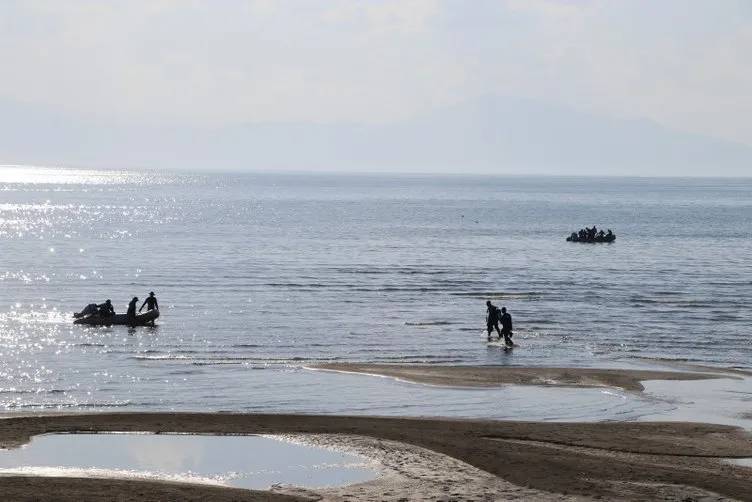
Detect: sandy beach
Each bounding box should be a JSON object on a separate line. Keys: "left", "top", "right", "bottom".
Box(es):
{"left": 1, "top": 411, "right": 751, "bottom": 501}
{"left": 312, "top": 362, "right": 731, "bottom": 391}
{"left": 5, "top": 7, "right": 752, "bottom": 500}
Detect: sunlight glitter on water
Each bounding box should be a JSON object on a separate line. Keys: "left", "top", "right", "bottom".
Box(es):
{"left": 1, "top": 168, "right": 751, "bottom": 419}
{"left": 0, "top": 166, "right": 152, "bottom": 185}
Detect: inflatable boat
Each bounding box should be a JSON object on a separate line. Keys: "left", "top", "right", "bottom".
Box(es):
{"left": 566, "top": 234, "right": 616, "bottom": 243}
{"left": 74, "top": 308, "right": 159, "bottom": 326}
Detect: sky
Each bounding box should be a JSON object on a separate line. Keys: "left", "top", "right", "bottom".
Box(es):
{"left": 1, "top": 0, "right": 751, "bottom": 174}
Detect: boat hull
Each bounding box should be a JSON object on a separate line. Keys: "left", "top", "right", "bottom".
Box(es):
{"left": 566, "top": 235, "right": 616, "bottom": 243}
{"left": 74, "top": 309, "right": 159, "bottom": 326}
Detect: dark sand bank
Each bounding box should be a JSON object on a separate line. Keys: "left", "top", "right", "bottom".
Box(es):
{"left": 0, "top": 476, "right": 297, "bottom": 502}
{"left": 1, "top": 413, "right": 752, "bottom": 501}
{"left": 312, "top": 363, "right": 730, "bottom": 391}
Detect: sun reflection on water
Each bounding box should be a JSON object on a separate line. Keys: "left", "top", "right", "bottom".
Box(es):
{"left": 0, "top": 165, "right": 153, "bottom": 185}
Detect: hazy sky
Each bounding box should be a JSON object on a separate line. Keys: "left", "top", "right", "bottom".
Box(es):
{"left": 1, "top": 1, "right": 751, "bottom": 151}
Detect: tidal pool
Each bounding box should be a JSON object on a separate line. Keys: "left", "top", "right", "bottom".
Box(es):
{"left": 726, "top": 458, "right": 752, "bottom": 468}
{"left": 0, "top": 433, "right": 378, "bottom": 489}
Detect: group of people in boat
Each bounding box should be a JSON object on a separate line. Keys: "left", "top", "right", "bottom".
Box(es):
{"left": 567, "top": 226, "right": 615, "bottom": 243}
{"left": 485, "top": 301, "right": 513, "bottom": 347}
{"left": 76, "top": 292, "right": 159, "bottom": 326}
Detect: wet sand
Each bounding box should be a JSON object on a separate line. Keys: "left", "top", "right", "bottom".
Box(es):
{"left": 312, "top": 362, "right": 729, "bottom": 391}
{"left": 1, "top": 412, "right": 751, "bottom": 501}
{"left": 0, "top": 475, "right": 297, "bottom": 502}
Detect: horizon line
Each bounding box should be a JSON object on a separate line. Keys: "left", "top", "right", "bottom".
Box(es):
{"left": 2, "top": 163, "right": 751, "bottom": 181}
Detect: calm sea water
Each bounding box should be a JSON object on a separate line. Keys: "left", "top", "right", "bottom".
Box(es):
{"left": 0, "top": 166, "right": 750, "bottom": 414}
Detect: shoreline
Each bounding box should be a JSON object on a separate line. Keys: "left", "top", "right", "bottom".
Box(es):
{"left": 310, "top": 363, "right": 731, "bottom": 391}
{"left": 1, "top": 412, "right": 751, "bottom": 501}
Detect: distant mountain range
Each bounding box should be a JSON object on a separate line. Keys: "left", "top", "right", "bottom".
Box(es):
{"left": 1, "top": 96, "right": 750, "bottom": 176}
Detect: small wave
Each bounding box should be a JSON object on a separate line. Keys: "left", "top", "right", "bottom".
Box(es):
{"left": 370, "top": 356, "right": 472, "bottom": 364}
{"left": 623, "top": 355, "right": 705, "bottom": 363}
{"left": 167, "top": 369, "right": 203, "bottom": 375}
{"left": 266, "top": 282, "right": 327, "bottom": 288}
{"left": 451, "top": 291, "right": 542, "bottom": 299}
{"left": 3, "top": 401, "right": 132, "bottom": 409}
{"left": 191, "top": 361, "right": 242, "bottom": 366}
{"left": 130, "top": 355, "right": 189, "bottom": 361}
{"left": 404, "top": 321, "right": 456, "bottom": 326}
{"left": 0, "top": 388, "right": 69, "bottom": 395}
{"left": 330, "top": 267, "right": 452, "bottom": 276}
{"left": 629, "top": 295, "right": 716, "bottom": 308}
{"left": 711, "top": 315, "right": 742, "bottom": 321}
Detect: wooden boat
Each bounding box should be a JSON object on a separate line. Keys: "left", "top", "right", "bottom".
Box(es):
{"left": 74, "top": 309, "right": 159, "bottom": 326}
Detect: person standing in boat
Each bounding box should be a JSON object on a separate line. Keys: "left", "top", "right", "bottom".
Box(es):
{"left": 139, "top": 292, "right": 158, "bottom": 312}
{"left": 127, "top": 297, "right": 139, "bottom": 327}
{"left": 500, "top": 307, "right": 513, "bottom": 347}
{"left": 486, "top": 300, "right": 502, "bottom": 342}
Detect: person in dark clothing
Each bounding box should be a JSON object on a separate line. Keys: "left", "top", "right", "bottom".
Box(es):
{"left": 500, "top": 307, "right": 513, "bottom": 347}
{"left": 139, "top": 292, "right": 159, "bottom": 312}
{"left": 97, "top": 299, "right": 115, "bottom": 318}
{"left": 127, "top": 297, "right": 139, "bottom": 326}
{"left": 486, "top": 300, "right": 502, "bottom": 342}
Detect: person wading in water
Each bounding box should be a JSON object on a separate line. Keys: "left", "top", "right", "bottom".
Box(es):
{"left": 486, "top": 300, "right": 502, "bottom": 342}
{"left": 127, "top": 297, "right": 139, "bottom": 327}
{"left": 500, "top": 307, "right": 513, "bottom": 347}
{"left": 139, "top": 292, "right": 158, "bottom": 312}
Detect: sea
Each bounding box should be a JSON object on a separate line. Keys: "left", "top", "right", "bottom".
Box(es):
{"left": 0, "top": 166, "right": 750, "bottom": 421}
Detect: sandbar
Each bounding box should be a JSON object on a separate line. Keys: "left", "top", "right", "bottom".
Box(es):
{"left": 1, "top": 412, "right": 751, "bottom": 501}
{"left": 312, "top": 362, "right": 729, "bottom": 391}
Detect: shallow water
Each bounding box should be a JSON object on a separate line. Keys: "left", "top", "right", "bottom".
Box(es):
{"left": 0, "top": 167, "right": 750, "bottom": 413}
{"left": 0, "top": 433, "right": 377, "bottom": 489}
{"left": 640, "top": 376, "right": 752, "bottom": 429}
{"left": 727, "top": 458, "right": 752, "bottom": 468}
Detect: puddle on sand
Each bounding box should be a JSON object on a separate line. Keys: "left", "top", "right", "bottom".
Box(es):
{"left": 725, "top": 458, "right": 752, "bottom": 468}
{"left": 0, "top": 433, "right": 378, "bottom": 490}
